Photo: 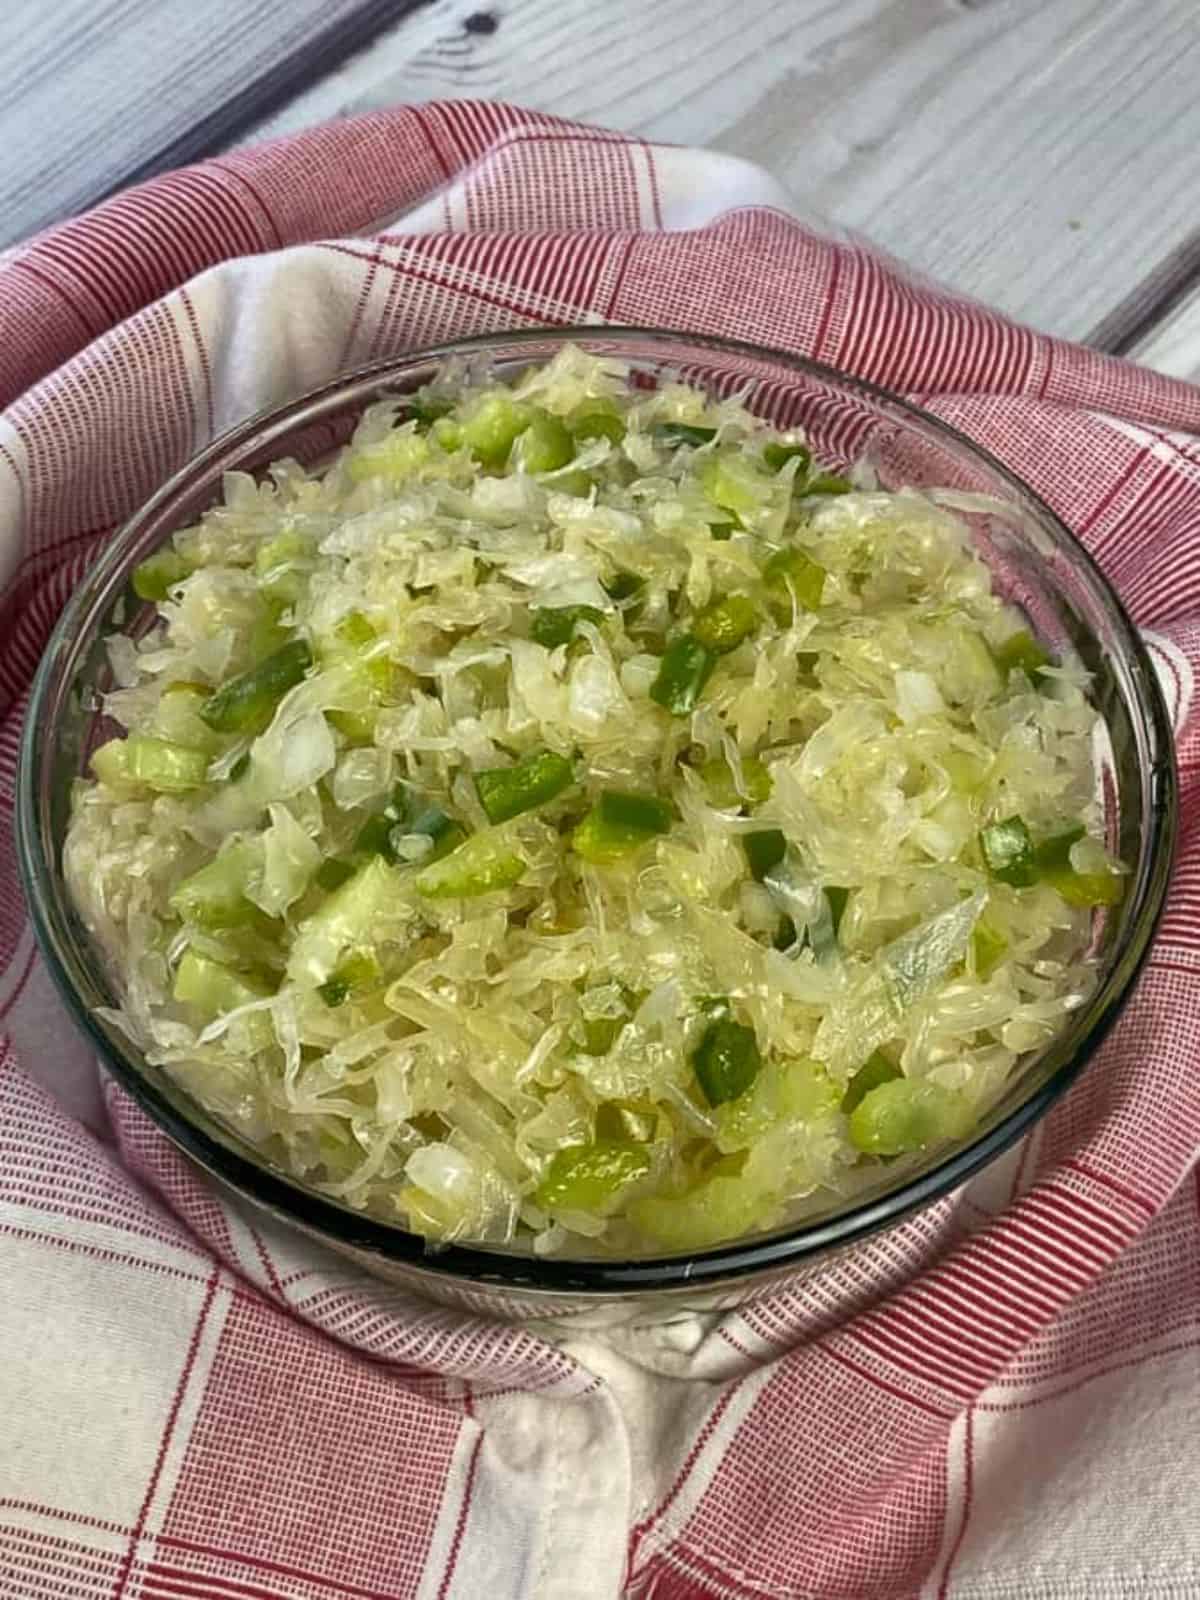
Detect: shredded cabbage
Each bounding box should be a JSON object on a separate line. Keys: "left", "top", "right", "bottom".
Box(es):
{"left": 64, "top": 346, "right": 1120, "bottom": 1256}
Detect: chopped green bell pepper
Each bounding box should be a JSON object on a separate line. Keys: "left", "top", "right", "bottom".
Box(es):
{"left": 475, "top": 750, "right": 574, "bottom": 824}
{"left": 692, "top": 593, "right": 758, "bottom": 655}
{"left": 692, "top": 1011, "right": 763, "bottom": 1107}
{"left": 649, "top": 635, "right": 716, "bottom": 715}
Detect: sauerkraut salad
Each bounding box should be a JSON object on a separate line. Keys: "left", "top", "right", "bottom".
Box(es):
{"left": 64, "top": 347, "right": 1123, "bottom": 1256}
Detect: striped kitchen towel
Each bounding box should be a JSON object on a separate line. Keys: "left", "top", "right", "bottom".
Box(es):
{"left": 2, "top": 102, "right": 1200, "bottom": 1600}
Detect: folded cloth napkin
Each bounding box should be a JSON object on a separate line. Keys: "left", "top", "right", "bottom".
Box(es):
{"left": 2, "top": 101, "right": 1200, "bottom": 1600}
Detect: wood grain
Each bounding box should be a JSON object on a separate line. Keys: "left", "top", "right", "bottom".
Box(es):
{"left": 253, "top": 0, "right": 1200, "bottom": 347}
{"left": 0, "top": 0, "right": 428, "bottom": 246}
{"left": 1130, "top": 285, "right": 1200, "bottom": 384}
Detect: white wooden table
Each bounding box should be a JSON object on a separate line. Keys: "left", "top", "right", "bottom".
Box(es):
{"left": 6, "top": 0, "right": 1200, "bottom": 376}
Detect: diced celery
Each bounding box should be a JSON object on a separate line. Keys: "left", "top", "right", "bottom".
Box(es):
{"left": 132, "top": 547, "right": 190, "bottom": 602}
{"left": 571, "top": 407, "right": 625, "bottom": 445}
{"left": 348, "top": 426, "right": 431, "bottom": 484}
{"left": 698, "top": 452, "right": 773, "bottom": 518}
{"left": 763, "top": 547, "right": 826, "bottom": 611}
{"left": 255, "top": 529, "right": 316, "bottom": 602}
{"left": 1044, "top": 867, "right": 1124, "bottom": 908}
{"left": 840, "top": 1050, "right": 902, "bottom": 1114}
{"left": 535, "top": 1140, "right": 651, "bottom": 1214}
{"left": 153, "top": 683, "right": 222, "bottom": 753}
{"left": 700, "top": 754, "right": 772, "bottom": 809}
{"left": 459, "top": 391, "right": 532, "bottom": 468}
{"left": 513, "top": 410, "right": 574, "bottom": 474}
{"left": 124, "top": 736, "right": 210, "bottom": 793}
{"left": 173, "top": 950, "right": 274, "bottom": 1049}
{"left": 992, "top": 628, "right": 1051, "bottom": 682}
{"left": 971, "top": 918, "right": 1009, "bottom": 979}
{"left": 847, "top": 1076, "right": 973, "bottom": 1155}
{"left": 288, "top": 856, "right": 399, "bottom": 984}
{"left": 89, "top": 739, "right": 134, "bottom": 790}
{"left": 631, "top": 1170, "right": 772, "bottom": 1251}
{"left": 170, "top": 842, "right": 263, "bottom": 929}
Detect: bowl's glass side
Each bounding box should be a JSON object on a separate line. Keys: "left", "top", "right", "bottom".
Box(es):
{"left": 16, "top": 328, "right": 1177, "bottom": 1301}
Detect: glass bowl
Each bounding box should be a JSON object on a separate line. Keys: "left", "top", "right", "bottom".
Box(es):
{"left": 16, "top": 328, "right": 1177, "bottom": 1319}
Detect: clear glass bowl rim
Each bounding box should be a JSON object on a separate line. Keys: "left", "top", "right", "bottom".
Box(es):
{"left": 16, "top": 324, "right": 1178, "bottom": 1295}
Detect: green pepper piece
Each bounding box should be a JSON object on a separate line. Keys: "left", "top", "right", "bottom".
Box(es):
{"left": 743, "top": 829, "right": 787, "bottom": 882}
{"left": 596, "top": 789, "right": 673, "bottom": 833}
{"left": 763, "top": 441, "right": 812, "bottom": 474}
{"left": 692, "top": 593, "right": 758, "bottom": 655}
{"left": 653, "top": 422, "right": 717, "bottom": 448}
{"left": 529, "top": 605, "right": 605, "bottom": 649}
{"left": 1033, "top": 825, "right": 1086, "bottom": 871}
{"left": 841, "top": 1050, "right": 902, "bottom": 1114}
{"left": 514, "top": 409, "right": 574, "bottom": 474}
{"left": 475, "top": 750, "right": 574, "bottom": 824}
{"left": 692, "top": 1013, "right": 763, "bottom": 1107}
{"left": 200, "top": 640, "right": 312, "bottom": 735}
{"left": 535, "top": 1140, "right": 652, "bottom": 1213}
{"left": 554, "top": 469, "right": 596, "bottom": 498}
{"left": 132, "top": 547, "right": 190, "bottom": 602}
{"left": 415, "top": 829, "right": 524, "bottom": 899}
{"left": 825, "top": 886, "right": 850, "bottom": 938}
{"left": 406, "top": 393, "right": 453, "bottom": 426}
{"left": 992, "top": 628, "right": 1051, "bottom": 682}
{"left": 354, "top": 812, "right": 401, "bottom": 861}
{"left": 317, "top": 949, "right": 382, "bottom": 1008}
{"left": 573, "top": 789, "right": 674, "bottom": 863}
{"left": 649, "top": 635, "right": 716, "bottom": 715}
{"left": 971, "top": 918, "right": 1009, "bottom": 979}
{"left": 603, "top": 571, "right": 645, "bottom": 603}
{"left": 572, "top": 409, "right": 626, "bottom": 445}
{"left": 763, "top": 547, "right": 826, "bottom": 611}
{"left": 979, "top": 815, "right": 1037, "bottom": 888}
{"left": 582, "top": 1015, "right": 624, "bottom": 1056}
{"left": 316, "top": 858, "right": 356, "bottom": 893}
{"left": 700, "top": 754, "right": 772, "bottom": 809}
{"left": 1043, "top": 867, "right": 1124, "bottom": 908}
{"left": 848, "top": 1077, "right": 971, "bottom": 1155}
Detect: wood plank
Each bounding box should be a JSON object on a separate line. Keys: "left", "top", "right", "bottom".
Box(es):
{"left": 1129, "top": 284, "right": 1200, "bottom": 384}
{"left": 0, "top": 0, "right": 428, "bottom": 246}
{"left": 251, "top": 0, "right": 1200, "bottom": 347}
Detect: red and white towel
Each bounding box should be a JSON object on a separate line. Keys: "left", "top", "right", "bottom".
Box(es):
{"left": 2, "top": 102, "right": 1200, "bottom": 1600}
